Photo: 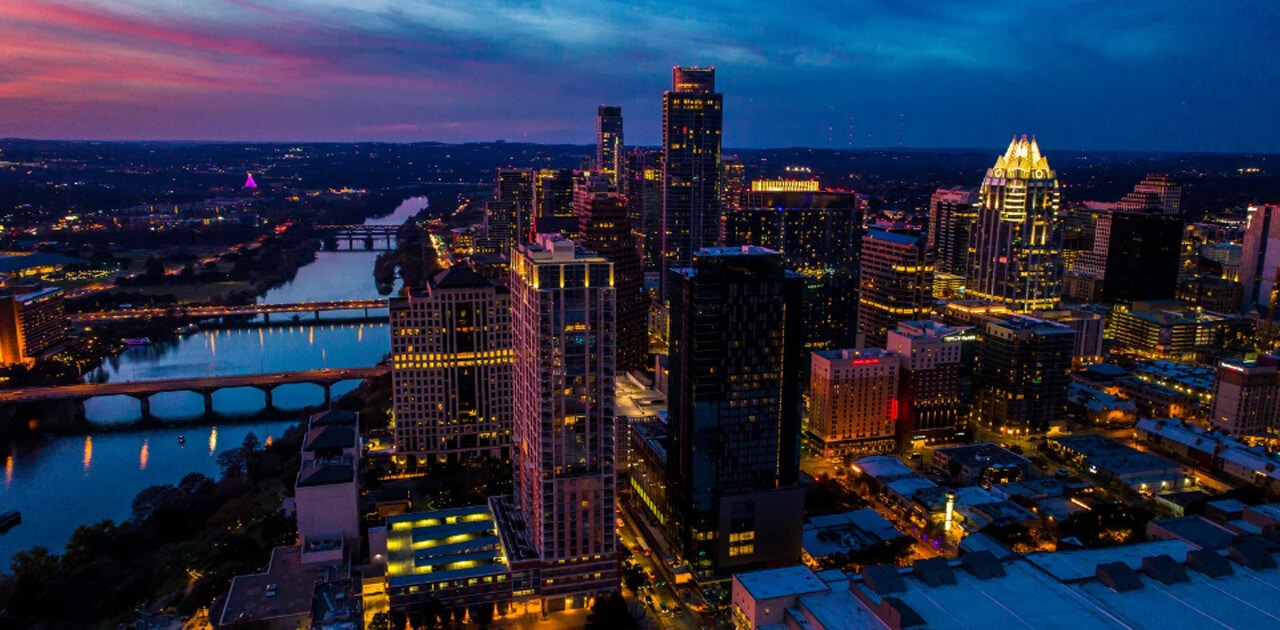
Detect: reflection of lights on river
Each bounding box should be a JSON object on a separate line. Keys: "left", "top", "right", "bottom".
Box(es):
{"left": 209, "top": 426, "right": 218, "bottom": 455}
{"left": 210, "top": 333, "right": 217, "bottom": 357}
{"left": 5, "top": 455, "right": 13, "bottom": 489}
{"left": 140, "top": 439, "right": 149, "bottom": 471}
{"left": 265, "top": 435, "right": 273, "bottom": 447}
{"left": 259, "top": 329, "right": 265, "bottom": 349}
{"left": 358, "top": 325, "right": 363, "bottom": 343}
{"left": 308, "top": 328, "right": 314, "bottom": 345}
{"left": 83, "top": 436, "right": 93, "bottom": 472}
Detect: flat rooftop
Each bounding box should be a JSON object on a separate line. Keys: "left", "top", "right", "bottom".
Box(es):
{"left": 218, "top": 546, "right": 314, "bottom": 628}
{"left": 735, "top": 565, "right": 829, "bottom": 601}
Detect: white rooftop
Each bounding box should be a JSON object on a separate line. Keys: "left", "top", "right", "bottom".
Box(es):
{"left": 735, "top": 565, "right": 829, "bottom": 602}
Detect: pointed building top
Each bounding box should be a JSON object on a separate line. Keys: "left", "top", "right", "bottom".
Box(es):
{"left": 244, "top": 172, "right": 258, "bottom": 189}
{"left": 992, "top": 135, "right": 1052, "bottom": 177}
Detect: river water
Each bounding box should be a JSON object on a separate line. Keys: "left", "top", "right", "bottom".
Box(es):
{"left": 0, "top": 196, "right": 425, "bottom": 568}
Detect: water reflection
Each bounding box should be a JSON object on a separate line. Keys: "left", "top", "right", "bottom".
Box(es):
{"left": 209, "top": 426, "right": 218, "bottom": 455}
{"left": 4, "top": 456, "right": 12, "bottom": 489}
{"left": 139, "top": 440, "right": 149, "bottom": 471}
{"left": 83, "top": 436, "right": 93, "bottom": 473}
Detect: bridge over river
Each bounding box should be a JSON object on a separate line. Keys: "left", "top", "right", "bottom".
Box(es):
{"left": 0, "top": 365, "right": 389, "bottom": 423}
{"left": 68, "top": 299, "right": 390, "bottom": 324}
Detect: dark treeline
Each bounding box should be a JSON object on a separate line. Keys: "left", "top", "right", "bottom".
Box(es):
{"left": 0, "top": 425, "right": 306, "bottom": 629}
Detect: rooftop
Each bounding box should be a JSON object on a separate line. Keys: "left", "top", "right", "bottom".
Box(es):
{"left": 303, "top": 425, "right": 357, "bottom": 452}
{"left": 217, "top": 546, "right": 316, "bottom": 628}
{"left": 933, "top": 442, "right": 1031, "bottom": 470}
{"left": 863, "top": 229, "right": 923, "bottom": 247}
{"left": 430, "top": 265, "right": 497, "bottom": 290}
{"left": 296, "top": 457, "right": 355, "bottom": 487}
{"left": 735, "top": 565, "right": 829, "bottom": 601}
{"left": 308, "top": 409, "right": 358, "bottom": 427}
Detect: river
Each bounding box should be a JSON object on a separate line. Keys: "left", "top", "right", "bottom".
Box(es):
{"left": 0, "top": 196, "right": 425, "bottom": 568}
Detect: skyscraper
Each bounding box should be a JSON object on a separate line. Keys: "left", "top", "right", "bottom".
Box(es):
{"left": 661, "top": 66, "right": 723, "bottom": 302}
{"left": 596, "top": 105, "right": 623, "bottom": 185}
{"left": 858, "top": 230, "right": 934, "bottom": 348}
{"left": 667, "top": 246, "right": 806, "bottom": 578}
{"left": 724, "top": 188, "right": 864, "bottom": 350}
{"left": 928, "top": 186, "right": 979, "bottom": 275}
{"left": 533, "top": 168, "right": 576, "bottom": 236}
{"left": 965, "top": 136, "right": 1063, "bottom": 312}
{"left": 1241, "top": 205, "right": 1280, "bottom": 313}
{"left": 390, "top": 267, "right": 513, "bottom": 463}
{"left": 495, "top": 168, "right": 536, "bottom": 244}
{"left": 886, "top": 320, "right": 966, "bottom": 447}
{"left": 974, "top": 315, "right": 1075, "bottom": 434}
{"left": 574, "top": 174, "right": 647, "bottom": 373}
{"left": 509, "top": 234, "right": 618, "bottom": 607}
{"left": 1069, "top": 175, "right": 1184, "bottom": 304}
{"left": 624, "top": 148, "right": 664, "bottom": 272}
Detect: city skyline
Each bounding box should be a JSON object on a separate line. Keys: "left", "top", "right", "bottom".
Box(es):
{"left": 1, "top": 1, "right": 1277, "bottom": 152}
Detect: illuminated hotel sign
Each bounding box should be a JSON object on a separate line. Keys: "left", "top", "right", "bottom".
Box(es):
{"left": 943, "top": 333, "right": 977, "bottom": 343}
{"left": 751, "top": 179, "right": 820, "bottom": 192}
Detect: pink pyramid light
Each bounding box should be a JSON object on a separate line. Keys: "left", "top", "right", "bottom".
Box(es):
{"left": 244, "top": 172, "right": 258, "bottom": 189}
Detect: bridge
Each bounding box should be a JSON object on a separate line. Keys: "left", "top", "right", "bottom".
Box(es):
{"left": 0, "top": 365, "right": 390, "bottom": 422}
{"left": 68, "top": 299, "right": 390, "bottom": 324}
{"left": 317, "top": 224, "right": 399, "bottom": 251}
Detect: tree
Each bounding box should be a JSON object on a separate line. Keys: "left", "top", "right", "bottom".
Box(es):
{"left": 144, "top": 256, "right": 165, "bottom": 281}
{"left": 585, "top": 591, "right": 637, "bottom": 630}
{"left": 369, "top": 612, "right": 392, "bottom": 630}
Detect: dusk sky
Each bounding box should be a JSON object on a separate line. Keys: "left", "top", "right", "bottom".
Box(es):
{"left": 2, "top": 0, "right": 1277, "bottom": 151}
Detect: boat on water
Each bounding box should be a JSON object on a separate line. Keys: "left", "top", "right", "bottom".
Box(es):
{"left": 176, "top": 323, "right": 200, "bottom": 336}
{"left": 0, "top": 510, "right": 21, "bottom": 533}
{"left": 123, "top": 337, "right": 152, "bottom": 347}
{"left": 178, "top": 435, "right": 186, "bottom": 445}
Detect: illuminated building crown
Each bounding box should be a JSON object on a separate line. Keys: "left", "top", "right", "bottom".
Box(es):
{"left": 988, "top": 134, "right": 1054, "bottom": 180}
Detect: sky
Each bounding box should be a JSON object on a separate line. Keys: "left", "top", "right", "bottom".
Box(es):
{"left": 1, "top": 0, "right": 1278, "bottom": 152}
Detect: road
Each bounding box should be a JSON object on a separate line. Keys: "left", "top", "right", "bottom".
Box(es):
{"left": 617, "top": 509, "right": 723, "bottom": 630}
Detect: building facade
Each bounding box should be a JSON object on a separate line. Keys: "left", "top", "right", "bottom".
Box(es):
{"left": 928, "top": 185, "right": 979, "bottom": 275}
{"left": 573, "top": 176, "right": 648, "bottom": 373}
{"left": 885, "top": 320, "right": 966, "bottom": 447}
{"left": 0, "top": 286, "right": 67, "bottom": 365}
{"left": 965, "top": 136, "right": 1063, "bottom": 312}
{"left": 724, "top": 189, "right": 864, "bottom": 350}
{"left": 1208, "top": 355, "right": 1280, "bottom": 438}
{"left": 858, "top": 230, "right": 934, "bottom": 348}
{"left": 595, "top": 105, "right": 624, "bottom": 185}
{"left": 974, "top": 315, "right": 1075, "bottom": 433}
{"left": 1241, "top": 204, "right": 1280, "bottom": 313}
{"left": 667, "top": 246, "right": 806, "bottom": 579}
{"left": 509, "top": 234, "right": 619, "bottom": 608}
{"left": 808, "top": 348, "right": 901, "bottom": 456}
{"left": 661, "top": 66, "right": 723, "bottom": 301}
{"left": 390, "top": 267, "right": 513, "bottom": 463}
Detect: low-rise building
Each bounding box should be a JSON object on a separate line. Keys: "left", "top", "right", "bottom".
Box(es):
{"left": 801, "top": 509, "right": 905, "bottom": 568}
{"left": 1047, "top": 434, "right": 1193, "bottom": 494}
{"left": 931, "top": 443, "right": 1032, "bottom": 485}
{"left": 1136, "top": 417, "right": 1280, "bottom": 491}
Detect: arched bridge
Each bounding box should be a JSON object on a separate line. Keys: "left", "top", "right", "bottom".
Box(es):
{"left": 0, "top": 365, "right": 389, "bottom": 422}
{"left": 68, "top": 299, "right": 389, "bottom": 324}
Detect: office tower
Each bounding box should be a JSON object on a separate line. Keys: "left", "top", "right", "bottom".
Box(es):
{"left": 661, "top": 66, "right": 723, "bottom": 301}
{"left": 1070, "top": 176, "right": 1184, "bottom": 304}
{"left": 574, "top": 174, "right": 647, "bottom": 373}
{"left": 509, "top": 234, "right": 618, "bottom": 606}
{"left": 965, "top": 136, "right": 1063, "bottom": 312}
{"left": 667, "top": 246, "right": 806, "bottom": 578}
{"left": 1109, "top": 301, "right": 1242, "bottom": 363}
{"left": 886, "top": 320, "right": 966, "bottom": 447}
{"left": 928, "top": 186, "right": 979, "bottom": 275}
{"left": 596, "top": 105, "right": 624, "bottom": 185}
{"left": 479, "top": 200, "right": 518, "bottom": 254}
{"left": 721, "top": 155, "right": 746, "bottom": 212}
{"left": 1209, "top": 355, "right": 1280, "bottom": 438}
{"left": 973, "top": 315, "right": 1075, "bottom": 434}
{"left": 724, "top": 189, "right": 864, "bottom": 350}
{"left": 533, "top": 168, "right": 576, "bottom": 236}
{"left": 807, "top": 348, "right": 901, "bottom": 456}
{"left": 389, "top": 267, "right": 513, "bottom": 463}
{"left": 1033, "top": 309, "right": 1105, "bottom": 367}
{"left": 0, "top": 286, "right": 67, "bottom": 365}
{"left": 858, "top": 230, "right": 934, "bottom": 348}
{"left": 495, "top": 168, "right": 536, "bottom": 243}
{"left": 1241, "top": 205, "right": 1280, "bottom": 313}
{"left": 624, "top": 148, "right": 664, "bottom": 272}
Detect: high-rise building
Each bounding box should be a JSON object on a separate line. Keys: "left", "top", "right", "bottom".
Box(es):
{"left": 721, "top": 155, "right": 746, "bottom": 212}
{"left": 479, "top": 200, "right": 518, "bottom": 254}
{"left": 389, "top": 267, "right": 513, "bottom": 463}
{"left": 886, "top": 320, "right": 966, "bottom": 447}
{"left": 509, "top": 234, "right": 618, "bottom": 607}
{"left": 574, "top": 175, "right": 647, "bottom": 373}
{"left": 1209, "top": 355, "right": 1280, "bottom": 438}
{"left": 1070, "top": 176, "right": 1184, "bottom": 304}
{"left": 807, "top": 348, "right": 901, "bottom": 456}
{"left": 965, "top": 136, "right": 1063, "bottom": 312}
{"left": 724, "top": 189, "right": 864, "bottom": 350}
{"left": 858, "top": 230, "right": 934, "bottom": 348}
{"left": 928, "top": 186, "right": 979, "bottom": 275}
{"left": 596, "top": 105, "right": 623, "bottom": 185}
{"left": 1033, "top": 309, "right": 1106, "bottom": 367}
{"left": 533, "top": 168, "right": 576, "bottom": 236}
{"left": 973, "top": 315, "right": 1075, "bottom": 434}
{"left": 624, "top": 148, "right": 664, "bottom": 272}
{"left": 667, "top": 246, "right": 806, "bottom": 579}
{"left": 661, "top": 66, "right": 723, "bottom": 301}
{"left": 0, "top": 286, "right": 67, "bottom": 365}
{"left": 495, "top": 168, "right": 536, "bottom": 243}
{"left": 1241, "top": 205, "right": 1280, "bottom": 313}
